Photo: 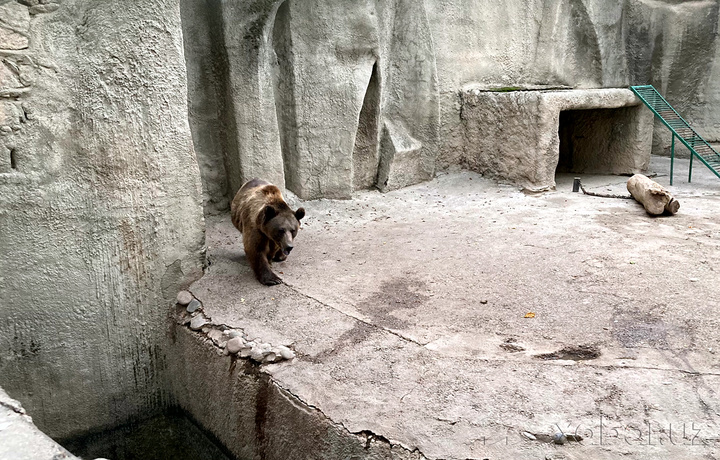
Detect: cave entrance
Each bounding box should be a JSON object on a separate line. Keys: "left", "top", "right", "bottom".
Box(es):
{"left": 556, "top": 106, "right": 639, "bottom": 176}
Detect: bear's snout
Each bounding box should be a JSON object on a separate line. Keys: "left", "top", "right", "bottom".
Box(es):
{"left": 283, "top": 246, "right": 294, "bottom": 256}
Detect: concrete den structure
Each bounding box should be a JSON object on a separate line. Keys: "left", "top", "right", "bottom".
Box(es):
{"left": 460, "top": 87, "right": 653, "bottom": 191}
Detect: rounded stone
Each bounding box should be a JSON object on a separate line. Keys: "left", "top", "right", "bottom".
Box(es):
{"left": 263, "top": 352, "right": 279, "bottom": 363}
{"left": 176, "top": 290, "right": 193, "bottom": 306}
{"left": 276, "top": 345, "right": 296, "bottom": 360}
{"left": 228, "top": 330, "right": 243, "bottom": 339}
{"left": 226, "top": 337, "right": 245, "bottom": 354}
{"left": 239, "top": 346, "right": 252, "bottom": 358}
{"left": 207, "top": 329, "right": 224, "bottom": 344}
{"left": 186, "top": 298, "right": 201, "bottom": 313}
{"left": 553, "top": 432, "right": 566, "bottom": 445}
{"left": 250, "top": 345, "right": 265, "bottom": 362}
{"left": 189, "top": 315, "right": 208, "bottom": 331}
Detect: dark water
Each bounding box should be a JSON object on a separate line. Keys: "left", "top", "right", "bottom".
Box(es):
{"left": 60, "top": 410, "right": 233, "bottom": 460}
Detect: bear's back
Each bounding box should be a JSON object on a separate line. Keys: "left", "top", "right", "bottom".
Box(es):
{"left": 231, "top": 180, "right": 286, "bottom": 233}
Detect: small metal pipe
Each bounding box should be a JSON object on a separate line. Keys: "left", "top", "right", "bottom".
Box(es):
{"left": 689, "top": 151, "right": 694, "bottom": 183}
{"left": 670, "top": 135, "right": 675, "bottom": 186}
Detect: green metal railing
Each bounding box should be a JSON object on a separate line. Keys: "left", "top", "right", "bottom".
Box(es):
{"left": 630, "top": 85, "right": 720, "bottom": 185}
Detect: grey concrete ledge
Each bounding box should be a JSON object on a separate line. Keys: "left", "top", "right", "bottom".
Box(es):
{"left": 462, "top": 85, "right": 643, "bottom": 109}
{"left": 0, "top": 388, "right": 80, "bottom": 460}
{"left": 175, "top": 161, "right": 720, "bottom": 459}
{"left": 169, "top": 322, "right": 426, "bottom": 460}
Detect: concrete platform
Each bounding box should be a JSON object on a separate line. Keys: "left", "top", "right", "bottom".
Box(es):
{"left": 184, "top": 156, "right": 720, "bottom": 459}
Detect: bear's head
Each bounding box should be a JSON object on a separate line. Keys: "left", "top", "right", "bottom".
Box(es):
{"left": 260, "top": 205, "right": 305, "bottom": 255}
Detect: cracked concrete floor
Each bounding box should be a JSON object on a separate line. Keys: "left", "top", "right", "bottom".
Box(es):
{"left": 191, "top": 156, "right": 720, "bottom": 460}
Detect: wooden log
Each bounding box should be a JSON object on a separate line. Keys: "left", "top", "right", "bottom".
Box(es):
{"left": 626, "top": 174, "right": 680, "bottom": 215}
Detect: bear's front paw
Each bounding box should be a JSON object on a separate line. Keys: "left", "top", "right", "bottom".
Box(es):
{"left": 260, "top": 272, "right": 283, "bottom": 286}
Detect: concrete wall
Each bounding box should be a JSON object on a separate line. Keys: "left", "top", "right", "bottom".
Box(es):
{"left": 0, "top": 0, "right": 205, "bottom": 439}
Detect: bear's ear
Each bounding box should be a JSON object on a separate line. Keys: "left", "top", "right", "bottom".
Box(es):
{"left": 295, "top": 207, "right": 305, "bottom": 221}
{"left": 261, "top": 206, "right": 277, "bottom": 225}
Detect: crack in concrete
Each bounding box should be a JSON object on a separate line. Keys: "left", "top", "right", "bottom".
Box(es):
{"left": 269, "top": 379, "right": 429, "bottom": 460}
{"left": 435, "top": 353, "right": 720, "bottom": 377}
{"left": 282, "top": 283, "right": 720, "bottom": 379}
{"left": 596, "top": 364, "right": 720, "bottom": 377}
{"left": 177, "top": 296, "right": 720, "bottom": 459}
{"left": 282, "top": 280, "right": 428, "bottom": 347}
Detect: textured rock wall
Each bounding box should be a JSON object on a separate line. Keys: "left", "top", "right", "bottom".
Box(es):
{"left": 182, "top": 0, "right": 439, "bottom": 202}
{"left": 626, "top": 0, "right": 720, "bottom": 156}
{"left": 180, "top": 0, "right": 232, "bottom": 215}
{"left": 182, "top": 0, "right": 720, "bottom": 206}
{"left": 0, "top": 0, "right": 205, "bottom": 439}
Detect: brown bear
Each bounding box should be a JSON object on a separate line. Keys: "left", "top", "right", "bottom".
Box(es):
{"left": 231, "top": 178, "right": 305, "bottom": 286}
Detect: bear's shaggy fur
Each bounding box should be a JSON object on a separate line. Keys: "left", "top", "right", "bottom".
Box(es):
{"left": 231, "top": 178, "right": 305, "bottom": 285}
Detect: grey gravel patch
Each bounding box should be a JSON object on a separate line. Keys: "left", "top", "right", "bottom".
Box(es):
{"left": 522, "top": 431, "right": 582, "bottom": 444}
{"left": 500, "top": 338, "right": 526, "bottom": 353}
